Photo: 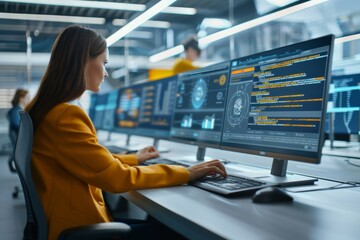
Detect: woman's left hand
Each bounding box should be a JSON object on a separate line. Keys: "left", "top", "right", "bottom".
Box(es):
{"left": 136, "top": 146, "right": 160, "bottom": 165}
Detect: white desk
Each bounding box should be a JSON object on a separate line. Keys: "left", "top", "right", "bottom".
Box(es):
{"left": 122, "top": 185, "right": 360, "bottom": 240}
{"left": 99, "top": 132, "right": 360, "bottom": 239}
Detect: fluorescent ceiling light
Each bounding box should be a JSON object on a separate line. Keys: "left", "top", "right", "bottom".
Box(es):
{"left": 0, "top": 0, "right": 196, "bottom": 15}
{"left": 335, "top": 33, "right": 360, "bottom": 44}
{"left": 106, "top": 0, "right": 176, "bottom": 47}
{"left": 149, "top": 45, "right": 184, "bottom": 63}
{"left": 127, "top": 31, "right": 153, "bottom": 39}
{"left": 163, "top": 6, "right": 196, "bottom": 15}
{"left": 200, "top": 18, "right": 232, "bottom": 29}
{"left": 0, "top": 12, "right": 105, "bottom": 24}
{"left": 149, "top": 0, "right": 328, "bottom": 62}
{"left": 266, "top": 0, "right": 298, "bottom": 7}
{"left": 112, "top": 19, "right": 171, "bottom": 29}
{"left": 1, "top": 0, "right": 146, "bottom": 11}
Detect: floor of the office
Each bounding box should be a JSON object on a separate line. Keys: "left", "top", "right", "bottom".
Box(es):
{"left": 0, "top": 154, "right": 26, "bottom": 240}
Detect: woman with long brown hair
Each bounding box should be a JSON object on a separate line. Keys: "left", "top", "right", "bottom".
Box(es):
{"left": 26, "top": 25, "right": 226, "bottom": 239}
{"left": 7, "top": 88, "right": 29, "bottom": 172}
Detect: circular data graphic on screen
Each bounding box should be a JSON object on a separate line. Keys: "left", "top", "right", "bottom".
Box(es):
{"left": 227, "top": 90, "right": 249, "bottom": 127}
{"left": 216, "top": 91, "right": 223, "bottom": 100}
{"left": 192, "top": 79, "right": 207, "bottom": 109}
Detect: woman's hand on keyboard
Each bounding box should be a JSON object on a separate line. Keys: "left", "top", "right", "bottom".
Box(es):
{"left": 187, "top": 160, "right": 227, "bottom": 182}
{"left": 136, "top": 146, "right": 160, "bottom": 165}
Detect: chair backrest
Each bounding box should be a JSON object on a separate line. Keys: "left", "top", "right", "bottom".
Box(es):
{"left": 14, "top": 111, "right": 48, "bottom": 240}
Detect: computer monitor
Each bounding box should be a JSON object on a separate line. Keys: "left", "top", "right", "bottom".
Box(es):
{"left": 220, "top": 35, "right": 334, "bottom": 185}
{"left": 101, "top": 89, "right": 119, "bottom": 131}
{"left": 88, "top": 93, "right": 98, "bottom": 124}
{"left": 135, "top": 76, "right": 178, "bottom": 142}
{"left": 92, "top": 92, "right": 109, "bottom": 130}
{"left": 170, "top": 61, "right": 230, "bottom": 159}
{"left": 114, "top": 83, "right": 143, "bottom": 135}
{"left": 325, "top": 73, "right": 360, "bottom": 141}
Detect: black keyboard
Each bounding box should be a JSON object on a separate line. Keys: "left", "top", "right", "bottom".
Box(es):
{"left": 191, "top": 174, "right": 276, "bottom": 196}
{"left": 105, "top": 145, "right": 131, "bottom": 154}
{"left": 143, "top": 158, "right": 190, "bottom": 167}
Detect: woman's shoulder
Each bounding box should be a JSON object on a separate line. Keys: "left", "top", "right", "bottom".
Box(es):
{"left": 47, "top": 103, "right": 86, "bottom": 119}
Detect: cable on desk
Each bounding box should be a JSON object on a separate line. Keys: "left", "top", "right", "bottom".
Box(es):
{"left": 286, "top": 181, "right": 360, "bottom": 193}
{"left": 345, "top": 159, "right": 360, "bottom": 168}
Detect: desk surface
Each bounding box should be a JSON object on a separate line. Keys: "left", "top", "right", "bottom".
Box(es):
{"left": 123, "top": 185, "right": 360, "bottom": 240}
{"left": 100, "top": 132, "right": 360, "bottom": 239}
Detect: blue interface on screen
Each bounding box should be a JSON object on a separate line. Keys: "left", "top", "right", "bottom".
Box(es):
{"left": 326, "top": 73, "right": 360, "bottom": 135}
{"left": 170, "top": 62, "right": 230, "bottom": 147}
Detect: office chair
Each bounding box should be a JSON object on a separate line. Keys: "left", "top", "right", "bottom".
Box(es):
{"left": 8, "top": 127, "right": 22, "bottom": 198}
{"left": 14, "top": 111, "right": 131, "bottom": 240}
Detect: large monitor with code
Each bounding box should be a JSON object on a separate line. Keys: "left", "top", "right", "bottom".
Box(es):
{"left": 221, "top": 35, "right": 334, "bottom": 182}
{"left": 170, "top": 61, "right": 230, "bottom": 148}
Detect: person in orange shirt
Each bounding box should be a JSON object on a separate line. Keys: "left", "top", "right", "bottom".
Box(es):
{"left": 172, "top": 36, "right": 201, "bottom": 75}
{"left": 25, "top": 25, "right": 226, "bottom": 240}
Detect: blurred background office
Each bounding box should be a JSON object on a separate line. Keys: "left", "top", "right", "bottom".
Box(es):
{"left": 0, "top": 0, "right": 359, "bottom": 130}
{"left": 0, "top": 1, "right": 359, "bottom": 238}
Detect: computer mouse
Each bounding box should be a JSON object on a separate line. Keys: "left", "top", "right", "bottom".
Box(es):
{"left": 252, "top": 187, "right": 293, "bottom": 204}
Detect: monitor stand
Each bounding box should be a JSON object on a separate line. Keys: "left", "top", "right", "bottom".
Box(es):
{"left": 104, "top": 134, "right": 139, "bottom": 152}
{"left": 169, "top": 146, "right": 214, "bottom": 164}
{"left": 237, "top": 158, "right": 318, "bottom": 187}
{"left": 329, "top": 112, "right": 335, "bottom": 149}
{"left": 153, "top": 138, "right": 170, "bottom": 153}
{"left": 196, "top": 146, "right": 206, "bottom": 161}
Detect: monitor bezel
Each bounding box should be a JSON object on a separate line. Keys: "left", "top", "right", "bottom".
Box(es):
{"left": 220, "top": 34, "right": 335, "bottom": 164}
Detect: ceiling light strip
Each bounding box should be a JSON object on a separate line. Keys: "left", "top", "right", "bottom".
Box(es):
{"left": 112, "top": 19, "right": 171, "bottom": 29}
{"left": 335, "top": 33, "right": 360, "bottom": 44}
{"left": 106, "top": 0, "right": 176, "bottom": 47}
{"left": 149, "top": 45, "right": 184, "bottom": 63}
{"left": 0, "top": 0, "right": 145, "bottom": 11}
{"left": 0, "top": 0, "right": 196, "bottom": 15}
{"left": 0, "top": 12, "right": 105, "bottom": 24}
{"left": 163, "top": 6, "right": 196, "bottom": 15}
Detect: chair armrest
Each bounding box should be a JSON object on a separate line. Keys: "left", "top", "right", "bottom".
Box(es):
{"left": 58, "top": 222, "right": 131, "bottom": 240}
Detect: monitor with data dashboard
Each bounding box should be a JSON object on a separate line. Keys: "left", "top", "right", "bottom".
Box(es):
{"left": 91, "top": 92, "right": 108, "bottom": 130}
{"left": 170, "top": 61, "right": 230, "bottom": 148}
{"left": 114, "top": 83, "right": 143, "bottom": 134}
{"left": 220, "top": 35, "right": 334, "bottom": 183}
{"left": 325, "top": 73, "right": 360, "bottom": 140}
{"left": 88, "top": 93, "right": 98, "bottom": 124}
{"left": 101, "top": 89, "right": 118, "bottom": 131}
{"left": 133, "top": 76, "right": 178, "bottom": 139}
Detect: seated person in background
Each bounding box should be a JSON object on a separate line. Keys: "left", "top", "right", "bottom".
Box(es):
{"left": 26, "top": 25, "right": 226, "bottom": 240}
{"left": 7, "top": 88, "right": 29, "bottom": 172}
{"left": 172, "top": 36, "right": 201, "bottom": 75}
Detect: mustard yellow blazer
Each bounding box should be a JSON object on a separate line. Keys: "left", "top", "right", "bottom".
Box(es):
{"left": 31, "top": 103, "right": 189, "bottom": 240}
{"left": 172, "top": 58, "right": 199, "bottom": 75}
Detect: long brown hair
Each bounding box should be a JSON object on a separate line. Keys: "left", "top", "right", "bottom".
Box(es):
{"left": 11, "top": 89, "right": 28, "bottom": 107}
{"left": 25, "top": 25, "right": 106, "bottom": 130}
